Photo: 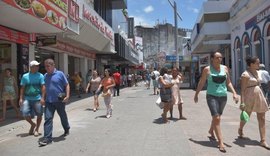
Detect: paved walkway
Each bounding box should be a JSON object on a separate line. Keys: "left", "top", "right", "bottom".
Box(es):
{"left": 0, "top": 83, "right": 270, "bottom": 156}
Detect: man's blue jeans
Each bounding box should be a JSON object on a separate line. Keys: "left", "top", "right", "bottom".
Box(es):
{"left": 43, "top": 102, "right": 70, "bottom": 141}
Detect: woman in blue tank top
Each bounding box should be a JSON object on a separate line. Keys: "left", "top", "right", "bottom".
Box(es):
{"left": 194, "top": 52, "right": 239, "bottom": 153}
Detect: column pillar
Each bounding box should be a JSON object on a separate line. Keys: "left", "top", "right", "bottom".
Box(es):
{"left": 28, "top": 44, "right": 35, "bottom": 62}
{"left": 59, "top": 53, "right": 68, "bottom": 75}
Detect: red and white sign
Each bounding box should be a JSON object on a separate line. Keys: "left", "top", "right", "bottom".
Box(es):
{"left": 54, "top": 41, "right": 96, "bottom": 59}
{"left": 0, "top": 25, "right": 29, "bottom": 44}
{"left": 68, "top": 0, "right": 79, "bottom": 23}
{"left": 81, "top": 4, "right": 114, "bottom": 41}
{"left": 3, "top": 0, "right": 68, "bottom": 30}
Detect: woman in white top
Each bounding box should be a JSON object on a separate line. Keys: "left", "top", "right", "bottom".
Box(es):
{"left": 85, "top": 70, "right": 101, "bottom": 112}
{"left": 170, "top": 67, "right": 186, "bottom": 120}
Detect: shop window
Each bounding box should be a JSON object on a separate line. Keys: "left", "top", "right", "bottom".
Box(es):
{"left": 253, "top": 31, "right": 260, "bottom": 42}
{"left": 244, "top": 36, "right": 249, "bottom": 46}
{"left": 0, "top": 44, "right": 11, "bottom": 64}
{"left": 267, "top": 25, "right": 270, "bottom": 36}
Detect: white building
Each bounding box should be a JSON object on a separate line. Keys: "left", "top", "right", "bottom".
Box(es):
{"left": 230, "top": 0, "right": 270, "bottom": 84}
{"left": 191, "top": 0, "right": 234, "bottom": 76}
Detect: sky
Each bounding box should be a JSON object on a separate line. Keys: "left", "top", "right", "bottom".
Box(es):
{"left": 127, "top": 0, "right": 206, "bottom": 29}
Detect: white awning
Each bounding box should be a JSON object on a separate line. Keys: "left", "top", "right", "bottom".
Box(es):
{"left": 65, "top": 20, "right": 115, "bottom": 54}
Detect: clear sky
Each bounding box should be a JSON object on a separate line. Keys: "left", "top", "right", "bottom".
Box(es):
{"left": 127, "top": 0, "right": 206, "bottom": 29}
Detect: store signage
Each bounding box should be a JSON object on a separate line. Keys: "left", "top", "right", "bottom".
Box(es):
{"left": 0, "top": 25, "right": 29, "bottom": 44}
{"left": 54, "top": 41, "right": 96, "bottom": 59}
{"left": 68, "top": 0, "right": 79, "bottom": 23}
{"left": 166, "top": 55, "right": 184, "bottom": 62}
{"left": 127, "top": 17, "right": 134, "bottom": 38}
{"left": 81, "top": 4, "right": 114, "bottom": 41}
{"left": 49, "top": 0, "right": 68, "bottom": 12}
{"left": 66, "top": 0, "right": 79, "bottom": 34}
{"left": 245, "top": 5, "right": 270, "bottom": 30}
{"left": 3, "top": 0, "right": 68, "bottom": 30}
{"left": 36, "top": 36, "right": 57, "bottom": 46}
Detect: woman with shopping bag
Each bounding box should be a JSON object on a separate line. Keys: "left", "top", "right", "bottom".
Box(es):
{"left": 158, "top": 67, "right": 174, "bottom": 123}
{"left": 239, "top": 56, "right": 270, "bottom": 150}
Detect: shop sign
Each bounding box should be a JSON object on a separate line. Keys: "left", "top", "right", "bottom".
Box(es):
{"left": 67, "top": 0, "right": 79, "bottom": 34}
{"left": 0, "top": 25, "right": 29, "bottom": 44}
{"left": 199, "top": 54, "right": 209, "bottom": 66}
{"left": 36, "top": 36, "right": 57, "bottom": 46}
{"left": 166, "top": 55, "right": 184, "bottom": 62}
{"left": 127, "top": 17, "right": 134, "bottom": 38}
{"left": 81, "top": 3, "right": 114, "bottom": 42}
{"left": 68, "top": 0, "right": 79, "bottom": 23}
{"left": 245, "top": 5, "right": 270, "bottom": 30}
{"left": 3, "top": 0, "right": 68, "bottom": 30}
{"left": 54, "top": 41, "right": 96, "bottom": 59}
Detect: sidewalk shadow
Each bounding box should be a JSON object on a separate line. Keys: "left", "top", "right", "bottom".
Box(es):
{"left": 188, "top": 138, "right": 218, "bottom": 148}
{"left": 16, "top": 133, "right": 32, "bottom": 138}
{"left": 189, "top": 138, "right": 232, "bottom": 149}
{"left": 153, "top": 117, "right": 170, "bottom": 124}
{"left": 37, "top": 135, "right": 66, "bottom": 147}
{"left": 0, "top": 117, "right": 24, "bottom": 127}
{"left": 95, "top": 115, "right": 107, "bottom": 119}
{"left": 52, "top": 135, "right": 66, "bottom": 143}
{"left": 168, "top": 117, "right": 179, "bottom": 122}
{"left": 233, "top": 137, "right": 260, "bottom": 148}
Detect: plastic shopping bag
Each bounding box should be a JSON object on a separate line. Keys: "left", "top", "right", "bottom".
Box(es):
{"left": 156, "top": 97, "right": 164, "bottom": 109}
{"left": 240, "top": 111, "right": 249, "bottom": 122}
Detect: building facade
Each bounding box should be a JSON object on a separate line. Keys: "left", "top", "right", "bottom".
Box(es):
{"left": 0, "top": 0, "right": 137, "bottom": 93}
{"left": 135, "top": 23, "right": 193, "bottom": 87}
{"left": 191, "top": 0, "right": 270, "bottom": 86}
{"left": 231, "top": 0, "right": 270, "bottom": 85}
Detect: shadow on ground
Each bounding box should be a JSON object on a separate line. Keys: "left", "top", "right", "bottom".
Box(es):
{"left": 233, "top": 137, "right": 260, "bottom": 148}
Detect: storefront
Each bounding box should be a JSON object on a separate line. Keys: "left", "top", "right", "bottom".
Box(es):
{"left": 0, "top": 25, "right": 31, "bottom": 85}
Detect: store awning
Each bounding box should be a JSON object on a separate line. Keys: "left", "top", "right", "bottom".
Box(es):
{"left": 65, "top": 20, "right": 116, "bottom": 54}
{"left": 0, "top": 1, "right": 65, "bottom": 33}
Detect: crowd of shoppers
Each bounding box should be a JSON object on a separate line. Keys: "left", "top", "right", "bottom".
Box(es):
{"left": 1, "top": 52, "right": 270, "bottom": 152}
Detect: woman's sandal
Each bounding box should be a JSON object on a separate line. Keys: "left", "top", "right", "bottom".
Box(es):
{"left": 260, "top": 141, "right": 270, "bottom": 150}
{"left": 238, "top": 128, "right": 244, "bottom": 138}
{"left": 208, "top": 130, "right": 216, "bottom": 141}
{"left": 219, "top": 146, "right": 226, "bottom": 153}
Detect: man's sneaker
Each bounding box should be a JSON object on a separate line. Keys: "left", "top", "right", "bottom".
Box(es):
{"left": 39, "top": 138, "right": 52, "bottom": 146}
{"left": 63, "top": 129, "right": 70, "bottom": 136}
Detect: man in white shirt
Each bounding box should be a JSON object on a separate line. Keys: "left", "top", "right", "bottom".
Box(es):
{"left": 151, "top": 68, "right": 160, "bottom": 95}
{"left": 258, "top": 64, "right": 270, "bottom": 99}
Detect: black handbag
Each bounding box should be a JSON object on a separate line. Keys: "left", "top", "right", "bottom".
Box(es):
{"left": 58, "top": 93, "right": 66, "bottom": 100}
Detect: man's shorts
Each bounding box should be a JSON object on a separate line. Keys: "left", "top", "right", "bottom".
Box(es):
{"left": 21, "top": 100, "right": 43, "bottom": 117}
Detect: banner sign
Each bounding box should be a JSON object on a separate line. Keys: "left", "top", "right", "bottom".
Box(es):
{"left": 245, "top": 5, "right": 270, "bottom": 30}
{"left": 127, "top": 17, "right": 134, "bottom": 38}
{"left": 36, "top": 36, "right": 57, "bottom": 46}
{"left": 68, "top": 0, "right": 79, "bottom": 23}
{"left": 67, "top": 0, "right": 79, "bottom": 34}
{"left": 166, "top": 55, "right": 184, "bottom": 62}
{"left": 0, "top": 25, "right": 29, "bottom": 44}
{"left": 80, "top": 2, "right": 114, "bottom": 42}
{"left": 3, "top": 0, "right": 68, "bottom": 30}
{"left": 54, "top": 41, "right": 96, "bottom": 59}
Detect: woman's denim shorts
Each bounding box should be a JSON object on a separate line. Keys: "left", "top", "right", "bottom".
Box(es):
{"left": 206, "top": 94, "right": 227, "bottom": 116}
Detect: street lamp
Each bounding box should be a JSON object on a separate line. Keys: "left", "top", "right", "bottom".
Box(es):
{"left": 168, "top": 0, "right": 182, "bottom": 68}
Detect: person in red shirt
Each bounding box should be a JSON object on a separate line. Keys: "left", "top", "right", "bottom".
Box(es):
{"left": 113, "top": 69, "right": 121, "bottom": 96}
